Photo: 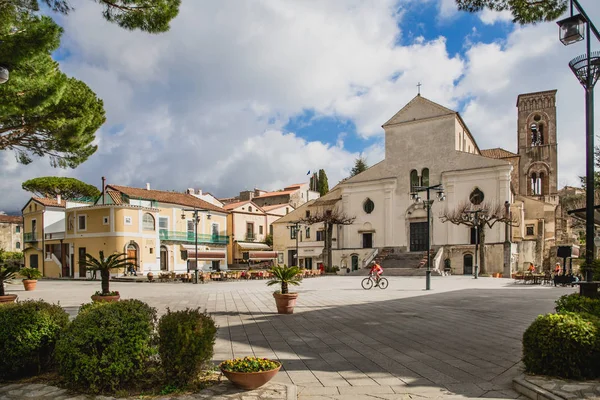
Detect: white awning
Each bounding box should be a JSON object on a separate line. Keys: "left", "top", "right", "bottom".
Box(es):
{"left": 298, "top": 247, "right": 324, "bottom": 257}
{"left": 237, "top": 242, "right": 270, "bottom": 251}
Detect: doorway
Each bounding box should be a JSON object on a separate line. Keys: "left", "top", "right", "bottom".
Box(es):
{"left": 410, "top": 222, "right": 428, "bottom": 252}
{"left": 127, "top": 243, "right": 138, "bottom": 273}
{"left": 305, "top": 257, "right": 313, "bottom": 270}
{"left": 78, "top": 247, "right": 86, "bottom": 277}
{"left": 160, "top": 246, "right": 168, "bottom": 271}
{"left": 212, "top": 260, "right": 220, "bottom": 271}
{"left": 351, "top": 255, "right": 359, "bottom": 271}
{"left": 463, "top": 254, "right": 473, "bottom": 275}
{"left": 362, "top": 233, "right": 373, "bottom": 249}
{"left": 30, "top": 254, "right": 39, "bottom": 269}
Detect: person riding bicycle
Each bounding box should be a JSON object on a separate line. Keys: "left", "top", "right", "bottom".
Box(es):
{"left": 369, "top": 261, "right": 383, "bottom": 286}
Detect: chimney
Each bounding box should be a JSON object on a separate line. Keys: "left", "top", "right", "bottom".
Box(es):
{"left": 187, "top": 188, "right": 195, "bottom": 195}
{"left": 56, "top": 194, "right": 61, "bottom": 205}
{"left": 197, "top": 189, "right": 202, "bottom": 196}
{"left": 146, "top": 183, "right": 150, "bottom": 190}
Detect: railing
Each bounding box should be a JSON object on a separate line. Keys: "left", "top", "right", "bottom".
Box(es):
{"left": 24, "top": 232, "right": 37, "bottom": 242}
{"left": 159, "top": 230, "right": 229, "bottom": 244}
{"left": 362, "top": 248, "right": 379, "bottom": 268}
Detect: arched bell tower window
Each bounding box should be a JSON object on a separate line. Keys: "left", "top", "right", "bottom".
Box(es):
{"left": 530, "top": 123, "right": 540, "bottom": 146}
{"left": 410, "top": 170, "right": 419, "bottom": 192}
{"left": 539, "top": 124, "right": 544, "bottom": 145}
{"left": 421, "top": 168, "right": 429, "bottom": 187}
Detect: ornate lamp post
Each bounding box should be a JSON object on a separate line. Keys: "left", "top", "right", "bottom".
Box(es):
{"left": 181, "top": 208, "right": 211, "bottom": 284}
{"left": 411, "top": 183, "right": 445, "bottom": 290}
{"left": 557, "top": 0, "right": 600, "bottom": 287}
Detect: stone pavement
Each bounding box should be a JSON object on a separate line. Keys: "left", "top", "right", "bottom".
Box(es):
{"left": 514, "top": 374, "right": 600, "bottom": 400}
{"left": 5, "top": 275, "right": 576, "bottom": 399}
{"left": 0, "top": 381, "right": 294, "bottom": 399}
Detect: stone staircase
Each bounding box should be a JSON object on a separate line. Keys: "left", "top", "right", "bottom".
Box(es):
{"left": 349, "top": 247, "right": 441, "bottom": 276}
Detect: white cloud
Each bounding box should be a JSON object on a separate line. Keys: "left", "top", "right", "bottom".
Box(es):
{"left": 479, "top": 9, "right": 513, "bottom": 25}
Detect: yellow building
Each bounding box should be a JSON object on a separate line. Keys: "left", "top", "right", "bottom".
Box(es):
{"left": 22, "top": 184, "right": 229, "bottom": 278}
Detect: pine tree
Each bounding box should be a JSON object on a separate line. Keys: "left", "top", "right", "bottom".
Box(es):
{"left": 350, "top": 157, "right": 368, "bottom": 177}
{"left": 317, "top": 169, "right": 329, "bottom": 196}
{"left": 22, "top": 177, "right": 101, "bottom": 199}
{"left": 455, "top": 0, "right": 567, "bottom": 24}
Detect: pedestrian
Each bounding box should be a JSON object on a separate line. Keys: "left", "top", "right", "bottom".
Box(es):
{"left": 554, "top": 262, "right": 561, "bottom": 275}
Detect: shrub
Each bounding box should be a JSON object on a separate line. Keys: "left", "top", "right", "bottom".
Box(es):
{"left": 0, "top": 300, "right": 69, "bottom": 380}
{"left": 19, "top": 267, "right": 42, "bottom": 280}
{"left": 56, "top": 299, "right": 157, "bottom": 393}
{"left": 158, "top": 308, "right": 216, "bottom": 386}
{"left": 556, "top": 293, "right": 600, "bottom": 318}
{"left": 219, "top": 357, "right": 280, "bottom": 373}
{"left": 523, "top": 312, "right": 600, "bottom": 379}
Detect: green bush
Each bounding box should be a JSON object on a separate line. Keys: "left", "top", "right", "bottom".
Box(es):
{"left": 0, "top": 300, "right": 69, "bottom": 380}
{"left": 556, "top": 293, "right": 600, "bottom": 318}
{"left": 523, "top": 312, "right": 600, "bottom": 379}
{"left": 56, "top": 299, "right": 157, "bottom": 393}
{"left": 158, "top": 308, "right": 216, "bottom": 386}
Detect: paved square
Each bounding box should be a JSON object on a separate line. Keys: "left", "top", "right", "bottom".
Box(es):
{"left": 5, "top": 276, "right": 575, "bottom": 399}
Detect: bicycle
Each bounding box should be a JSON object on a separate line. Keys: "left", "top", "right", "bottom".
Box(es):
{"left": 361, "top": 273, "right": 388, "bottom": 290}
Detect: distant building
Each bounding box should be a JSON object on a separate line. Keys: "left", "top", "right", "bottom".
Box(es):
{"left": 0, "top": 215, "right": 23, "bottom": 252}
{"left": 220, "top": 183, "right": 319, "bottom": 209}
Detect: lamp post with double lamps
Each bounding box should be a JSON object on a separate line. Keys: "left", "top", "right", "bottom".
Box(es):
{"left": 464, "top": 209, "right": 484, "bottom": 279}
{"left": 556, "top": 1, "right": 600, "bottom": 289}
{"left": 181, "top": 207, "right": 211, "bottom": 284}
{"left": 287, "top": 222, "right": 302, "bottom": 267}
{"left": 410, "top": 183, "right": 445, "bottom": 290}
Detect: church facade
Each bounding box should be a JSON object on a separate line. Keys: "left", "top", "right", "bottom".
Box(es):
{"left": 320, "top": 90, "right": 563, "bottom": 275}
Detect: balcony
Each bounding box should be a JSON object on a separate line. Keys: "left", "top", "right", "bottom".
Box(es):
{"left": 24, "top": 232, "right": 37, "bottom": 242}
{"left": 159, "top": 230, "right": 229, "bottom": 245}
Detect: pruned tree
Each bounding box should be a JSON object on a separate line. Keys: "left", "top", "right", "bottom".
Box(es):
{"left": 3, "top": 0, "right": 181, "bottom": 33}
{"left": 22, "top": 177, "right": 101, "bottom": 199}
{"left": 299, "top": 209, "right": 355, "bottom": 268}
{"left": 455, "top": 0, "right": 568, "bottom": 24}
{"left": 440, "top": 202, "right": 516, "bottom": 274}
{"left": 350, "top": 157, "right": 368, "bottom": 177}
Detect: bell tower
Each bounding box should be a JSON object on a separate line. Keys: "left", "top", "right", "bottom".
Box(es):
{"left": 516, "top": 90, "right": 558, "bottom": 202}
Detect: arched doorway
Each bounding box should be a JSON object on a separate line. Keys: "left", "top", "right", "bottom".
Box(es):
{"left": 351, "top": 255, "right": 359, "bottom": 271}
{"left": 160, "top": 246, "right": 168, "bottom": 271}
{"left": 463, "top": 254, "right": 473, "bottom": 275}
{"left": 126, "top": 243, "right": 139, "bottom": 273}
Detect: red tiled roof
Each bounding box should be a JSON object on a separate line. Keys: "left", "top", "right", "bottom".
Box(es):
{"left": 480, "top": 148, "right": 519, "bottom": 159}
{"left": 223, "top": 200, "right": 251, "bottom": 210}
{"left": 106, "top": 190, "right": 123, "bottom": 205}
{"left": 261, "top": 204, "right": 291, "bottom": 212}
{"left": 254, "top": 189, "right": 295, "bottom": 199}
{"left": 106, "top": 185, "right": 227, "bottom": 213}
{"left": 33, "top": 197, "right": 66, "bottom": 208}
{"left": 0, "top": 215, "right": 23, "bottom": 224}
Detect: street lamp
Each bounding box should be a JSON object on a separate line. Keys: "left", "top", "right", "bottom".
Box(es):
{"left": 181, "top": 208, "right": 211, "bottom": 284}
{"left": 464, "top": 209, "right": 484, "bottom": 279}
{"left": 556, "top": 0, "right": 600, "bottom": 287}
{"left": 411, "top": 183, "right": 445, "bottom": 290}
{"left": 287, "top": 222, "right": 301, "bottom": 267}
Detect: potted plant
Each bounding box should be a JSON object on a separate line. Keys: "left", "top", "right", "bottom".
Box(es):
{"left": 267, "top": 265, "right": 302, "bottom": 314}
{"left": 19, "top": 267, "right": 42, "bottom": 291}
{"left": 82, "top": 250, "right": 136, "bottom": 302}
{"left": 219, "top": 357, "right": 281, "bottom": 390}
{"left": 147, "top": 271, "right": 154, "bottom": 281}
{"left": 0, "top": 260, "right": 20, "bottom": 303}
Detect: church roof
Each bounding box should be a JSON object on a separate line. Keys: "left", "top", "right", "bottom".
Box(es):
{"left": 480, "top": 148, "right": 519, "bottom": 159}
{"left": 382, "top": 94, "right": 455, "bottom": 128}
{"left": 343, "top": 161, "right": 396, "bottom": 184}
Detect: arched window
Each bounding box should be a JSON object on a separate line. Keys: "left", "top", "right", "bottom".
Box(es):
{"left": 363, "top": 198, "right": 375, "bottom": 214}
{"left": 531, "top": 172, "right": 537, "bottom": 195}
{"left": 539, "top": 172, "right": 545, "bottom": 195}
{"left": 16, "top": 242, "right": 20, "bottom": 249}
{"left": 539, "top": 124, "right": 544, "bottom": 145}
{"left": 410, "top": 170, "right": 419, "bottom": 192}
{"left": 530, "top": 123, "right": 539, "bottom": 146}
{"left": 142, "top": 213, "right": 155, "bottom": 231}
{"left": 421, "top": 168, "right": 429, "bottom": 187}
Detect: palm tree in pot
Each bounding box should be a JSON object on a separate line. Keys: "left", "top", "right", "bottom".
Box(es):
{"left": 83, "top": 251, "right": 136, "bottom": 302}
{"left": 0, "top": 260, "right": 20, "bottom": 303}
{"left": 267, "top": 265, "right": 302, "bottom": 314}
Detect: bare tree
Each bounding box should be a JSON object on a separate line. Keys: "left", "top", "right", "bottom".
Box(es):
{"left": 299, "top": 209, "right": 355, "bottom": 268}
{"left": 440, "top": 202, "right": 516, "bottom": 274}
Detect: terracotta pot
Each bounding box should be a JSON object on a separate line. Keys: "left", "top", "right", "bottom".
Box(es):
{"left": 0, "top": 294, "right": 17, "bottom": 304}
{"left": 221, "top": 364, "right": 281, "bottom": 390}
{"left": 23, "top": 279, "right": 37, "bottom": 291}
{"left": 91, "top": 293, "right": 120, "bottom": 302}
{"left": 273, "top": 292, "right": 298, "bottom": 314}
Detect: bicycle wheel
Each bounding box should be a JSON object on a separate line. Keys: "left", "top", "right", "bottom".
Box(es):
{"left": 378, "top": 278, "right": 389, "bottom": 289}
{"left": 361, "top": 277, "right": 374, "bottom": 290}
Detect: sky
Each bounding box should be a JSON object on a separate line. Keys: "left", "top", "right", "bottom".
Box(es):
{"left": 1, "top": 0, "right": 599, "bottom": 214}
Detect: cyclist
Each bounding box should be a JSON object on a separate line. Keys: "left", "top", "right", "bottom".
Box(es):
{"left": 369, "top": 261, "right": 384, "bottom": 286}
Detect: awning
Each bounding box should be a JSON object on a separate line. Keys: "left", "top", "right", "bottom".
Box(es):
{"left": 249, "top": 251, "right": 277, "bottom": 260}
{"left": 237, "top": 242, "right": 270, "bottom": 251}
{"left": 298, "top": 247, "right": 323, "bottom": 257}
{"left": 187, "top": 251, "right": 226, "bottom": 260}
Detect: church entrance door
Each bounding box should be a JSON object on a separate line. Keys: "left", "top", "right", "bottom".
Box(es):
{"left": 409, "top": 222, "right": 428, "bottom": 252}
{"left": 463, "top": 254, "right": 473, "bottom": 275}
{"left": 362, "top": 233, "right": 373, "bottom": 248}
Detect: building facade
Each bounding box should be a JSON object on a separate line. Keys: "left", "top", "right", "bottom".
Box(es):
{"left": 0, "top": 215, "right": 23, "bottom": 252}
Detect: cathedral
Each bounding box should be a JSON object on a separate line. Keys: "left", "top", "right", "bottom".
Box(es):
{"left": 319, "top": 90, "right": 567, "bottom": 275}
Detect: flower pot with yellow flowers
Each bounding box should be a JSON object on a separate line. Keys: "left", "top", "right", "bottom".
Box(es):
{"left": 219, "top": 357, "right": 281, "bottom": 390}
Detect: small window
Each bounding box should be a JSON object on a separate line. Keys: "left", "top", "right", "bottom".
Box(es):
{"left": 421, "top": 168, "right": 429, "bottom": 187}
{"left": 15, "top": 226, "right": 20, "bottom": 233}
{"left": 159, "top": 217, "right": 168, "bottom": 230}
{"left": 290, "top": 227, "right": 297, "bottom": 240}
{"left": 249, "top": 206, "right": 253, "bottom": 212}
{"left": 526, "top": 225, "right": 535, "bottom": 236}
{"left": 410, "top": 169, "right": 419, "bottom": 192}
{"left": 149, "top": 248, "right": 154, "bottom": 254}
{"left": 16, "top": 242, "right": 20, "bottom": 249}
{"left": 269, "top": 225, "right": 273, "bottom": 236}
{"left": 305, "top": 210, "right": 310, "bottom": 218}
{"left": 124, "top": 216, "right": 133, "bottom": 225}
{"left": 259, "top": 225, "right": 263, "bottom": 234}
{"left": 306, "top": 227, "right": 310, "bottom": 238}
{"left": 78, "top": 215, "right": 86, "bottom": 230}
{"left": 103, "top": 216, "right": 109, "bottom": 225}
{"left": 316, "top": 231, "right": 324, "bottom": 241}
{"left": 286, "top": 207, "right": 289, "bottom": 214}
{"left": 143, "top": 213, "right": 155, "bottom": 231}
{"left": 363, "top": 198, "right": 375, "bottom": 214}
